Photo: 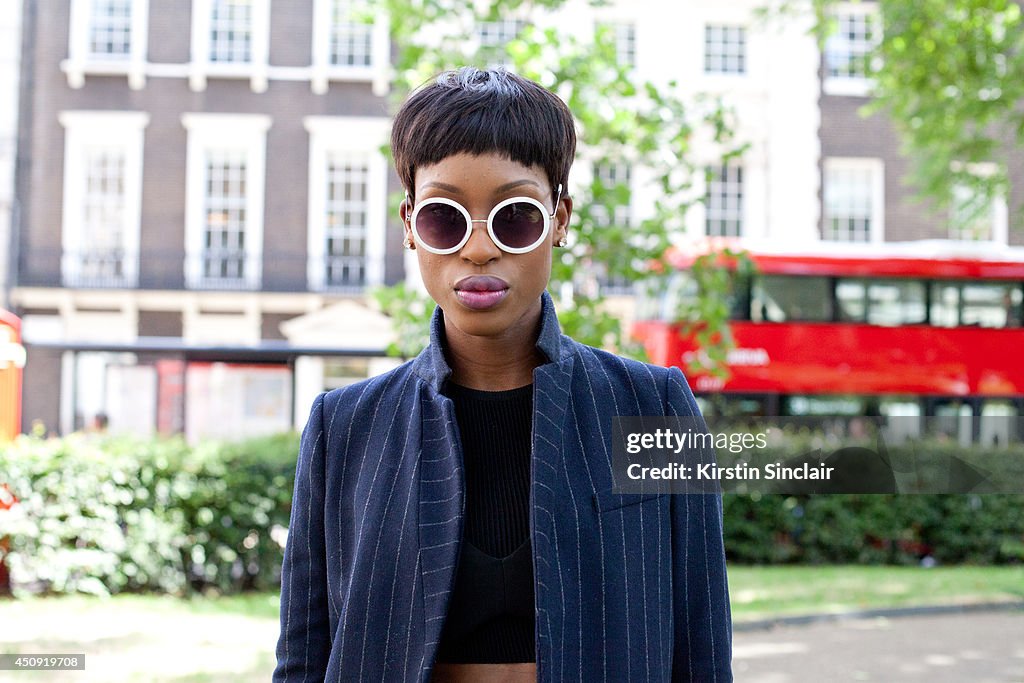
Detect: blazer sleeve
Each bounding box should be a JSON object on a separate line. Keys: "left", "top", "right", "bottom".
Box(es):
{"left": 664, "top": 366, "right": 734, "bottom": 682}
{"left": 274, "top": 392, "right": 332, "bottom": 682}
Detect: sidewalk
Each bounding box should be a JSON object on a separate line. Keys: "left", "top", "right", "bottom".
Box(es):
{"left": 734, "top": 599, "right": 1024, "bottom": 632}
{"left": 733, "top": 610, "right": 1024, "bottom": 682}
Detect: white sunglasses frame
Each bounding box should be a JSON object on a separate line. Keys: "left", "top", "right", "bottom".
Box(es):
{"left": 407, "top": 184, "right": 563, "bottom": 255}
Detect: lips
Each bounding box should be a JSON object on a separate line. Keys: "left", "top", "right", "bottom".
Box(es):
{"left": 454, "top": 275, "right": 509, "bottom": 292}
{"left": 454, "top": 275, "right": 509, "bottom": 310}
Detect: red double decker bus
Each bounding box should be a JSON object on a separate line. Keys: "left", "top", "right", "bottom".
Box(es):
{"left": 0, "top": 309, "right": 24, "bottom": 441}
{"left": 632, "top": 239, "right": 1024, "bottom": 421}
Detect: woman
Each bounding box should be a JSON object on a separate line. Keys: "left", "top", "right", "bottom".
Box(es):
{"left": 274, "top": 67, "right": 732, "bottom": 682}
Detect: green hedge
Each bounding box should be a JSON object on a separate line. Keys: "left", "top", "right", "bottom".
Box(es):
{"left": 720, "top": 437, "right": 1024, "bottom": 565}
{"left": 0, "top": 431, "right": 298, "bottom": 597}
{"left": 723, "top": 493, "right": 1024, "bottom": 565}
{"left": 1, "top": 431, "right": 1021, "bottom": 598}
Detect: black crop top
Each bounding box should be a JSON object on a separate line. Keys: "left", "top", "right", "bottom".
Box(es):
{"left": 434, "top": 381, "right": 536, "bottom": 664}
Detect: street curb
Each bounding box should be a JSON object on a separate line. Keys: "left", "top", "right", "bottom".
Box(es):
{"left": 732, "top": 600, "right": 1024, "bottom": 632}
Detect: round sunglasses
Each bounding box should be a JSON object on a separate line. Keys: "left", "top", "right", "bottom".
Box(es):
{"left": 407, "top": 184, "right": 562, "bottom": 255}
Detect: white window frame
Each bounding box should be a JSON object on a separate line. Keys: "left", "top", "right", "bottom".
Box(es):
{"left": 593, "top": 160, "right": 633, "bottom": 228}
{"left": 593, "top": 20, "right": 637, "bottom": 71}
{"left": 473, "top": 18, "right": 528, "bottom": 69}
{"left": 613, "top": 22, "right": 637, "bottom": 69}
{"left": 182, "top": 113, "right": 271, "bottom": 290}
{"left": 58, "top": 110, "right": 149, "bottom": 288}
{"left": 590, "top": 160, "right": 635, "bottom": 295}
{"left": 189, "top": 0, "right": 271, "bottom": 93}
{"left": 703, "top": 23, "right": 746, "bottom": 75}
{"left": 65, "top": 0, "right": 150, "bottom": 90}
{"left": 704, "top": 163, "right": 744, "bottom": 237}
{"left": 310, "top": 0, "right": 390, "bottom": 95}
{"left": 948, "top": 162, "right": 1008, "bottom": 244}
{"left": 304, "top": 116, "right": 389, "bottom": 292}
{"left": 823, "top": 2, "right": 880, "bottom": 97}
{"left": 823, "top": 157, "right": 885, "bottom": 243}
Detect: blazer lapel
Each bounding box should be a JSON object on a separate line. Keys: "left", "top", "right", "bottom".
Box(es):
{"left": 410, "top": 300, "right": 462, "bottom": 676}
{"left": 416, "top": 387, "right": 464, "bottom": 671}
{"left": 530, "top": 354, "right": 574, "bottom": 673}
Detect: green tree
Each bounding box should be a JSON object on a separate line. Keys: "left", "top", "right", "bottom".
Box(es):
{"left": 370, "top": 0, "right": 748, "bottom": 375}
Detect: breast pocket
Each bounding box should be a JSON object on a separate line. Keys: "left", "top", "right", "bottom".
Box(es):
{"left": 592, "top": 488, "right": 667, "bottom": 515}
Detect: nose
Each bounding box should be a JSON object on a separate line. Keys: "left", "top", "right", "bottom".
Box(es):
{"left": 459, "top": 219, "right": 501, "bottom": 264}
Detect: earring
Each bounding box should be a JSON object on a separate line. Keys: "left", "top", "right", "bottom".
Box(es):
{"left": 557, "top": 236, "right": 567, "bottom": 247}
{"left": 403, "top": 236, "right": 413, "bottom": 250}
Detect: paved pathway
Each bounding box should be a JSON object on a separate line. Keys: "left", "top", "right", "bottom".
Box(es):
{"left": 0, "top": 605, "right": 278, "bottom": 681}
{"left": 733, "top": 612, "right": 1024, "bottom": 682}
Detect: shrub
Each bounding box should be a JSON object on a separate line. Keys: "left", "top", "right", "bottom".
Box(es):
{"left": 0, "top": 431, "right": 298, "bottom": 598}
{"left": 723, "top": 493, "right": 1024, "bottom": 565}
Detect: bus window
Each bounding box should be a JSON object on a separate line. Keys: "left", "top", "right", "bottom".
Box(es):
{"left": 729, "top": 273, "right": 752, "bottom": 321}
{"left": 836, "top": 280, "right": 866, "bottom": 322}
{"left": 879, "top": 398, "right": 921, "bottom": 417}
{"left": 784, "top": 395, "right": 865, "bottom": 416}
{"left": 1012, "top": 285, "right": 1024, "bottom": 326}
{"left": 930, "top": 281, "right": 1023, "bottom": 328}
{"left": 879, "top": 397, "right": 922, "bottom": 444}
{"left": 837, "top": 278, "right": 926, "bottom": 325}
{"left": 930, "top": 282, "right": 960, "bottom": 327}
{"left": 962, "top": 282, "right": 1021, "bottom": 327}
{"left": 980, "top": 400, "right": 1018, "bottom": 447}
{"left": 751, "top": 275, "right": 832, "bottom": 322}
{"left": 930, "top": 399, "right": 974, "bottom": 448}
{"left": 640, "top": 271, "right": 750, "bottom": 322}
{"left": 866, "top": 280, "right": 926, "bottom": 325}
{"left": 701, "top": 394, "right": 772, "bottom": 418}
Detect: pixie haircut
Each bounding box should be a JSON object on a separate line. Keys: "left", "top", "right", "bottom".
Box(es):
{"left": 391, "top": 67, "right": 576, "bottom": 204}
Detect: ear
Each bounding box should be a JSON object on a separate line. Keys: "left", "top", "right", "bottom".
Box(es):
{"left": 399, "top": 194, "right": 416, "bottom": 249}
{"left": 554, "top": 194, "right": 573, "bottom": 246}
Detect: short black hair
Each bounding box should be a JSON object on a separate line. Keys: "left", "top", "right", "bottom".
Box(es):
{"left": 391, "top": 67, "right": 576, "bottom": 203}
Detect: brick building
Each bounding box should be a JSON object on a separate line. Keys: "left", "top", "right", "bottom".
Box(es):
{"left": 12, "top": 0, "right": 403, "bottom": 438}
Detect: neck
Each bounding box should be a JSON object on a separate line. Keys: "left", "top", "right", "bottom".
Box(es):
{"left": 443, "top": 299, "right": 546, "bottom": 391}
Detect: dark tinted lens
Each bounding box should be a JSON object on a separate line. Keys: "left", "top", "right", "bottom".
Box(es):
{"left": 415, "top": 202, "right": 467, "bottom": 250}
{"left": 491, "top": 201, "right": 545, "bottom": 249}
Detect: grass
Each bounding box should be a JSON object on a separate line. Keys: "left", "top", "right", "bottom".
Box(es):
{"left": 19, "top": 588, "right": 286, "bottom": 619}
{"left": 727, "top": 564, "right": 1024, "bottom": 621}
{"left": 1, "top": 565, "right": 1021, "bottom": 680}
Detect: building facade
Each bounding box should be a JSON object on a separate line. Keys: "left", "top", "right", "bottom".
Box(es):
{"left": 1, "top": 2, "right": 22, "bottom": 309}
{"left": 13, "top": 0, "right": 402, "bottom": 438}
{"left": 555, "top": 0, "right": 823, "bottom": 246}
{"left": 818, "top": 0, "right": 1023, "bottom": 246}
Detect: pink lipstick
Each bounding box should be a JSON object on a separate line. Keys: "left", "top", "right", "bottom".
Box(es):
{"left": 454, "top": 275, "right": 509, "bottom": 310}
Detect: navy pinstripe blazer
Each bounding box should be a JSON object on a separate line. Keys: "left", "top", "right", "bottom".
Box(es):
{"left": 274, "top": 290, "right": 733, "bottom": 682}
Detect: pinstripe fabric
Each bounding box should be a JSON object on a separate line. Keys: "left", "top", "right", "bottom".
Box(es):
{"left": 274, "top": 290, "right": 733, "bottom": 682}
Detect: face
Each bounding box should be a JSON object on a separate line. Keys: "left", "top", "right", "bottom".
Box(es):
{"left": 401, "top": 152, "right": 572, "bottom": 342}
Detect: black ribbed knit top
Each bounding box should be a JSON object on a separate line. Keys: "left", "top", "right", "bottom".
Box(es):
{"left": 434, "top": 381, "right": 536, "bottom": 664}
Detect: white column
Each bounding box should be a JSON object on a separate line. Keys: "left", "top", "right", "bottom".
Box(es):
{"left": 293, "top": 355, "right": 324, "bottom": 430}
{"left": 250, "top": 0, "right": 271, "bottom": 92}
{"left": 189, "top": 0, "right": 211, "bottom": 91}
{"left": 128, "top": 0, "right": 150, "bottom": 90}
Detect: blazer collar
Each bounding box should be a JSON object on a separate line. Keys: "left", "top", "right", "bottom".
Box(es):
{"left": 411, "top": 289, "right": 569, "bottom": 394}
